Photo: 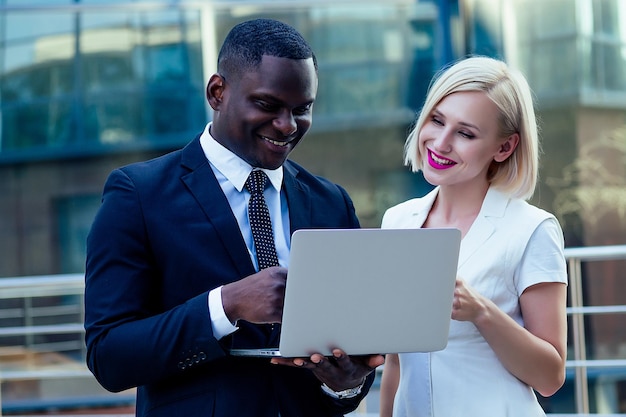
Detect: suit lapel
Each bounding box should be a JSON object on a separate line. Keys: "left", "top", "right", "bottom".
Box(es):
{"left": 180, "top": 138, "right": 255, "bottom": 277}
{"left": 411, "top": 188, "right": 439, "bottom": 228}
{"left": 282, "top": 162, "right": 311, "bottom": 234}
{"left": 457, "top": 187, "right": 507, "bottom": 268}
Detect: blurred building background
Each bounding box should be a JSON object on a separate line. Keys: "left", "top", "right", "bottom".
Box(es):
{"left": 0, "top": 0, "right": 625, "bottom": 415}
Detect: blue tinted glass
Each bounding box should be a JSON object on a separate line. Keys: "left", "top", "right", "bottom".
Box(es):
{"left": 3, "top": 12, "right": 74, "bottom": 72}
{"left": 1, "top": 7, "right": 206, "bottom": 156}
{"left": 1, "top": 10, "right": 76, "bottom": 151}
{"left": 3, "top": 0, "right": 70, "bottom": 4}
{"left": 56, "top": 194, "right": 101, "bottom": 273}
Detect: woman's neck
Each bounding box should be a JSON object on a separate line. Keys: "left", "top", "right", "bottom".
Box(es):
{"left": 423, "top": 182, "right": 489, "bottom": 237}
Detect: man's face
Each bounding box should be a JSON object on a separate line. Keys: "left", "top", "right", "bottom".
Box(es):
{"left": 208, "top": 55, "right": 318, "bottom": 170}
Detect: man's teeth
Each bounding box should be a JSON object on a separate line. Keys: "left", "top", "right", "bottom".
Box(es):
{"left": 264, "top": 137, "right": 289, "bottom": 147}
{"left": 431, "top": 152, "right": 453, "bottom": 165}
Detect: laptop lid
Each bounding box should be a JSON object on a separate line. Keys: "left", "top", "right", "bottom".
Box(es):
{"left": 231, "top": 227, "right": 461, "bottom": 358}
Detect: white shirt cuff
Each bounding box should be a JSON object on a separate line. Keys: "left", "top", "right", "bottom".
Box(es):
{"left": 208, "top": 286, "right": 238, "bottom": 340}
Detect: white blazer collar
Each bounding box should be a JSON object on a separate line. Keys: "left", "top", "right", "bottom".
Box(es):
{"left": 407, "top": 187, "right": 439, "bottom": 227}
{"left": 458, "top": 186, "right": 511, "bottom": 268}
{"left": 395, "top": 186, "right": 512, "bottom": 268}
{"left": 400, "top": 186, "right": 509, "bottom": 222}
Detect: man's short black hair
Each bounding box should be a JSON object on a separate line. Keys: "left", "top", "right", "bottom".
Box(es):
{"left": 217, "top": 18, "right": 318, "bottom": 79}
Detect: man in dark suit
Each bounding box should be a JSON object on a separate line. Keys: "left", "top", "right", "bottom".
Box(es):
{"left": 84, "top": 18, "right": 384, "bottom": 417}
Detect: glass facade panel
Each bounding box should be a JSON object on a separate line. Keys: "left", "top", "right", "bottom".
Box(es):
{"left": 209, "top": 5, "right": 414, "bottom": 131}
{"left": 512, "top": 0, "right": 580, "bottom": 102}
{"left": 0, "top": 3, "right": 416, "bottom": 160}
{"left": 405, "top": 10, "right": 437, "bottom": 110}
{"left": 466, "top": 0, "right": 504, "bottom": 57}
{"left": 1, "top": 11, "right": 76, "bottom": 151}
{"left": 576, "top": 0, "right": 626, "bottom": 98}
{"left": 2, "top": 98, "right": 73, "bottom": 149}
{"left": 56, "top": 194, "right": 101, "bottom": 273}
{"left": 592, "top": 0, "right": 622, "bottom": 35}
{"left": 3, "top": 0, "right": 70, "bottom": 4}
{"left": 78, "top": 8, "right": 206, "bottom": 146}
{"left": 84, "top": 93, "right": 143, "bottom": 145}
{"left": 310, "top": 15, "right": 410, "bottom": 121}
{"left": 589, "top": 42, "right": 626, "bottom": 91}
{"left": 1, "top": 7, "right": 207, "bottom": 158}
{"left": 80, "top": 0, "right": 139, "bottom": 3}
{"left": 530, "top": 39, "right": 579, "bottom": 97}
{"left": 4, "top": 11, "right": 73, "bottom": 50}
{"left": 531, "top": 0, "right": 577, "bottom": 37}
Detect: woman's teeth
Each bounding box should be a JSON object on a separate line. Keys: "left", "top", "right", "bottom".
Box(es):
{"left": 431, "top": 151, "right": 453, "bottom": 165}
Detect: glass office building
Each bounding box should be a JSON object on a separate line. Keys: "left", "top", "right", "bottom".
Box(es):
{"left": 0, "top": 0, "right": 432, "bottom": 276}
{"left": 1, "top": 0, "right": 626, "bottom": 414}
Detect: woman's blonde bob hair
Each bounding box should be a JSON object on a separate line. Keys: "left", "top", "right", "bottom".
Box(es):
{"left": 404, "top": 56, "right": 539, "bottom": 200}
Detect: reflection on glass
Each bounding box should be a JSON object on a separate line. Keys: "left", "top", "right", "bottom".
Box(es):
{"left": 0, "top": 3, "right": 420, "bottom": 158}
{"left": 1, "top": 8, "right": 206, "bottom": 154}
{"left": 56, "top": 194, "right": 102, "bottom": 273}
{"left": 2, "top": 12, "right": 75, "bottom": 80}
{"left": 2, "top": 99, "right": 74, "bottom": 149}
{"left": 4, "top": 0, "right": 70, "bottom": 4}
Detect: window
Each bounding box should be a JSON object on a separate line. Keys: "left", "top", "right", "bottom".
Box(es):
{"left": 0, "top": 7, "right": 207, "bottom": 161}
{"left": 55, "top": 194, "right": 101, "bottom": 273}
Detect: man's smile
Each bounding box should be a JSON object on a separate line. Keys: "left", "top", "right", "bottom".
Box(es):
{"left": 262, "top": 136, "right": 293, "bottom": 147}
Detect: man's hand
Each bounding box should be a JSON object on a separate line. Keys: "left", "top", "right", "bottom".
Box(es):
{"left": 221, "top": 266, "right": 287, "bottom": 324}
{"left": 271, "top": 348, "right": 385, "bottom": 391}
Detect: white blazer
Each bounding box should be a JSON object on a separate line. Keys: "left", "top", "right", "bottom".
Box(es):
{"left": 382, "top": 186, "right": 567, "bottom": 417}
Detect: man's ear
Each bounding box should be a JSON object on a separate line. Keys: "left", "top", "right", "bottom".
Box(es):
{"left": 494, "top": 133, "right": 520, "bottom": 162}
{"left": 206, "top": 73, "right": 225, "bottom": 111}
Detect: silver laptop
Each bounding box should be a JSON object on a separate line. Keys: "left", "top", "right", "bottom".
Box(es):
{"left": 230, "top": 227, "right": 461, "bottom": 358}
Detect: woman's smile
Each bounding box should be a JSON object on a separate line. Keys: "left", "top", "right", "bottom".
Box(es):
{"left": 427, "top": 149, "right": 456, "bottom": 169}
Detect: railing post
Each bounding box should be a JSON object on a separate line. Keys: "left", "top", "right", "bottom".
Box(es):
{"left": 568, "top": 257, "right": 589, "bottom": 414}
{"left": 24, "top": 296, "right": 33, "bottom": 349}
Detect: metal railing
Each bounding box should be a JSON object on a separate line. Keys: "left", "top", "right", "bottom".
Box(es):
{"left": 0, "top": 274, "right": 91, "bottom": 415}
{"left": 1, "top": 244, "right": 626, "bottom": 415}
{"left": 564, "top": 245, "right": 626, "bottom": 415}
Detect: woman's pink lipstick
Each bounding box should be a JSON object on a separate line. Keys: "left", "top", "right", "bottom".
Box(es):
{"left": 427, "top": 150, "right": 456, "bottom": 170}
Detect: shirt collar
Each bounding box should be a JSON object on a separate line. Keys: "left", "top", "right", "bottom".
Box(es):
{"left": 199, "top": 123, "right": 283, "bottom": 192}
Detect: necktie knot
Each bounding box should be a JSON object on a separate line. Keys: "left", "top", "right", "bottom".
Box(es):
{"left": 245, "top": 170, "right": 268, "bottom": 195}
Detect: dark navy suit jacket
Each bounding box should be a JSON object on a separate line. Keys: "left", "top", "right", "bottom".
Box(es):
{"left": 84, "top": 136, "right": 374, "bottom": 416}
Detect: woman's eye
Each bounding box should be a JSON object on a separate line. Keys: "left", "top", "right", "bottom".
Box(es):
{"left": 431, "top": 116, "right": 443, "bottom": 125}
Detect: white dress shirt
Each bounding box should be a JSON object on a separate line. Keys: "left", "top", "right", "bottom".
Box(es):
{"left": 199, "top": 123, "right": 291, "bottom": 340}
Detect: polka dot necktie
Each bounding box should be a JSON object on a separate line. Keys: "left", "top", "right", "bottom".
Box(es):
{"left": 245, "top": 170, "right": 280, "bottom": 270}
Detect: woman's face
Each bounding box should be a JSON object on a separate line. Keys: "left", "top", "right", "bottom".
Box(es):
{"left": 418, "top": 91, "right": 514, "bottom": 189}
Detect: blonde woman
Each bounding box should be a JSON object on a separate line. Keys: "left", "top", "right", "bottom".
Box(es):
{"left": 379, "top": 56, "right": 567, "bottom": 416}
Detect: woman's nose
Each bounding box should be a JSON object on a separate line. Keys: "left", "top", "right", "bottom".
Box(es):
{"left": 433, "top": 130, "right": 452, "bottom": 153}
